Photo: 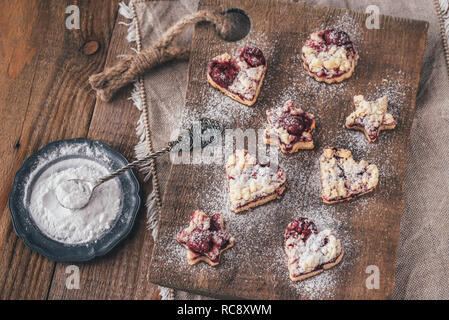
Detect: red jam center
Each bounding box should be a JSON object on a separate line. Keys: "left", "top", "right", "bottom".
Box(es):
{"left": 240, "top": 46, "right": 266, "bottom": 67}
{"left": 208, "top": 60, "right": 239, "bottom": 89}
{"left": 305, "top": 29, "right": 356, "bottom": 59}
{"left": 183, "top": 213, "right": 230, "bottom": 256}
{"left": 271, "top": 103, "right": 313, "bottom": 138}
{"left": 281, "top": 113, "right": 313, "bottom": 136}
{"left": 187, "top": 229, "right": 212, "bottom": 253}
{"left": 323, "top": 29, "right": 351, "bottom": 46}
{"left": 285, "top": 217, "right": 318, "bottom": 242}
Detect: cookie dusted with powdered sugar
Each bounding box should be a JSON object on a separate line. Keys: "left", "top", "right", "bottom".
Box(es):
{"left": 320, "top": 147, "right": 379, "bottom": 204}
{"left": 207, "top": 46, "right": 267, "bottom": 106}
{"left": 264, "top": 100, "right": 316, "bottom": 153}
{"left": 226, "top": 150, "right": 286, "bottom": 213}
{"left": 176, "top": 210, "right": 235, "bottom": 266}
{"left": 302, "top": 29, "right": 359, "bottom": 84}
{"left": 284, "top": 217, "right": 343, "bottom": 281}
{"left": 346, "top": 95, "right": 397, "bottom": 142}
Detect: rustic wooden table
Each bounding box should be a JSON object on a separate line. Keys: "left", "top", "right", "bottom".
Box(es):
{"left": 0, "top": 0, "right": 160, "bottom": 299}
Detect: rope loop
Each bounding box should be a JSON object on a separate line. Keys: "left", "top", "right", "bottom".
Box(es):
{"left": 89, "top": 9, "right": 232, "bottom": 102}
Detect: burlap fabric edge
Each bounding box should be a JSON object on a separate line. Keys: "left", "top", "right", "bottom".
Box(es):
{"left": 118, "top": 0, "right": 175, "bottom": 300}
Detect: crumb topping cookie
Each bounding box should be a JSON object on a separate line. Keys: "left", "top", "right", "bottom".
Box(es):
{"left": 226, "top": 150, "right": 287, "bottom": 213}
{"left": 320, "top": 147, "right": 379, "bottom": 204}
{"left": 346, "top": 95, "right": 397, "bottom": 142}
{"left": 284, "top": 217, "right": 343, "bottom": 281}
{"left": 264, "top": 100, "right": 316, "bottom": 153}
{"left": 302, "top": 29, "right": 359, "bottom": 83}
{"left": 177, "top": 210, "right": 235, "bottom": 266}
{"left": 207, "top": 46, "right": 267, "bottom": 106}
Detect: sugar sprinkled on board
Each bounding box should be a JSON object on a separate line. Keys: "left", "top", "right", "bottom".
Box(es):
{"left": 183, "top": 32, "right": 273, "bottom": 128}
{"left": 183, "top": 90, "right": 258, "bottom": 127}
{"left": 156, "top": 12, "right": 408, "bottom": 298}
{"left": 156, "top": 158, "right": 358, "bottom": 299}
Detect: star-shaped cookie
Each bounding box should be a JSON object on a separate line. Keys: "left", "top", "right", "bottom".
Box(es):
{"left": 284, "top": 217, "right": 343, "bottom": 281}
{"left": 207, "top": 46, "right": 267, "bottom": 106}
{"left": 345, "top": 95, "right": 396, "bottom": 142}
{"left": 320, "top": 147, "right": 379, "bottom": 204}
{"left": 226, "top": 150, "right": 287, "bottom": 213}
{"left": 264, "top": 100, "right": 316, "bottom": 153}
{"left": 176, "top": 210, "right": 235, "bottom": 266}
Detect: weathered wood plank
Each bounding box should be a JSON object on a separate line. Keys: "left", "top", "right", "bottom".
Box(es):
{"left": 0, "top": 0, "right": 120, "bottom": 299}
{"left": 149, "top": 0, "right": 428, "bottom": 299}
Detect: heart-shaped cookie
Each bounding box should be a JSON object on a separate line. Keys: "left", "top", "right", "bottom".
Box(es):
{"left": 346, "top": 95, "right": 397, "bottom": 142}
{"left": 177, "top": 210, "right": 235, "bottom": 266}
{"left": 207, "top": 46, "right": 267, "bottom": 106}
{"left": 320, "top": 147, "right": 379, "bottom": 204}
{"left": 225, "top": 150, "right": 286, "bottom": 213}
{"left": 285, "top": 217, "right": 343, "bottom": 281}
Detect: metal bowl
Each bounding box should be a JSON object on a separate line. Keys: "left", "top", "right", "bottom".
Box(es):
{"left": 8, "top": 138, "right": 141, "bottom": 262}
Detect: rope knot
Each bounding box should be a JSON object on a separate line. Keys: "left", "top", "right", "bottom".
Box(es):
{"left": 89, "top": 9, "right": 234, "bottom": 102}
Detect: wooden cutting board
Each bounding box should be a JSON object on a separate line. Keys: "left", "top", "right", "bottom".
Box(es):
{"left": 148, "top": 0, "right": 428, "bottom": 299}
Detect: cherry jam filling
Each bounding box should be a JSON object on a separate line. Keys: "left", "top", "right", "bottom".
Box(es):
{"left": 181, "top": 213, "right": 231, "bottom": 257}
{"left": 304, "top": 29, "right": 356, "bottom": 78}
{"left": 234, "top": 184, "right": 286, "bottom": 210}
{"left": 314, "top": 66, "right": 348, "bottom": 79}
{"left": 187, "top": 229, "right": 212, "bottom": 254}
{"left": 322, "top": 29, "right": 356, "bottom": 58}
{"left": 208, "top": 60, "right": 239, "bottom": 89}
{"left": 323, "top": 29, "right": 351, "bottom": 46}
{"left": 282, "top": 113, "right": 313, "bottom": 136}
{"left": 285, "top": 217, "right": 318, "bottom": 242}
{"left": 349, "top": 119, "right": 379, "bottom": 139}
{"left": 305, "top": 39, "right": 327, "bottom": 52}
{"left": 271, "top": 108, "right": 313, "bottom": 139}
{"left": 210, "top": 213, "right": 223, "bottom": 231}
{"left": 239, "top": 46, "right": 266, "bottom": 67}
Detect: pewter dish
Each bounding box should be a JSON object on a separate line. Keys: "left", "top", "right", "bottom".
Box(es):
{"left": 8, "top": 138, "right": 141, "bottom": 262}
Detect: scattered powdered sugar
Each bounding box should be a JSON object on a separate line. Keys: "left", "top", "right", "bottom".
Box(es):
{"left": 319, "top": 12, "right": 365, "bottom": 44}
{"left": 156, "top": 151, "right": 359, "bottom": 298}
{"left": 183, "top": 90, "right": 258, "bottom": 128}
{"left": 183, "top": 32, "right": 273, "bottom": 128}
{"left": 156, "top": 13, "right": 409, "bottom": 298}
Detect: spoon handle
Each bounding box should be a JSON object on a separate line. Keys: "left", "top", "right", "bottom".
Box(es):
{"left": 95, "top": 143, "right": 175, "bottom": 186}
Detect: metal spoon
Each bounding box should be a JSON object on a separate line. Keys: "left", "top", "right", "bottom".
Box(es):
{"left": 56, "top": 118, "right": 223, "bottom": 210}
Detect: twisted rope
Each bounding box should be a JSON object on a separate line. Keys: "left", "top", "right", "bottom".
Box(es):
{"left": 435, "top": 0, "right": 449, "bottom": 75}
{"left": 128, "top": 1, "right": 163, "bottom": 211}
{"left": 95, "top": 142, "right": 176, "bottom": 186}
{"left": 89, "top": 9, "right": 232, "bottom": 102}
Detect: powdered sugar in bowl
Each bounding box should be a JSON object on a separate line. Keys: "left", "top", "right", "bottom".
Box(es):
{"left": 8, "top": 138, "right": 141, "bottom": 262}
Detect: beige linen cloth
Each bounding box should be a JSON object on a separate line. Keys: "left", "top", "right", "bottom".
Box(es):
{"left": 125, "top": 0, "right": 449, "bottom": 299}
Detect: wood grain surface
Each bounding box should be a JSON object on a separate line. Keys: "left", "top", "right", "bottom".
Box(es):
{"left": 0, "top": 0, "right": 160, "bottom": 300}
{"left": 148, "top": 0, "right": 429, "bottom": 299}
